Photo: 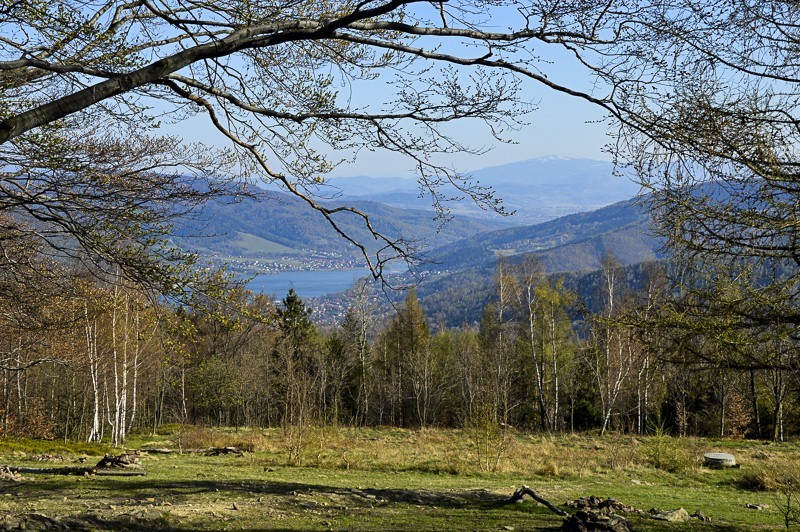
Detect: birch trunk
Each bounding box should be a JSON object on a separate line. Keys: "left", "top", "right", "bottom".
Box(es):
{"left": 85, "top": 305, "right": 102, "bottom": 443}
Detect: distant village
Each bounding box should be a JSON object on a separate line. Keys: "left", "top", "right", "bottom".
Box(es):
{"left": 212, "top": 251, "right": 365, "bottom": 275}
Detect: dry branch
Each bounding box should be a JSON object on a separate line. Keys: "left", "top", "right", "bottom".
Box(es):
{"left": 506, "top": 485, "right": 568, "bottom": 516}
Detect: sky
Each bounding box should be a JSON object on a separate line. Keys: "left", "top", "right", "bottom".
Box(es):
{"left": 161, "top": 3, "right": 613, "bottom": 179}
{"left": 166, "top": 73, "right": 611, "bottom": 178}
{"left": 332, "top": 2, "right": 614, "bottom": 177}
{"left": 336, "top": 2, "right": 616, "bottom": 176}
{"left": 328, "top": 90, "right": 611, "bottom": 177}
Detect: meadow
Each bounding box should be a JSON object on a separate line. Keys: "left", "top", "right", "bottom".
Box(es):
{"left": 0, "top": 427, "right": 796, "bottom": 530}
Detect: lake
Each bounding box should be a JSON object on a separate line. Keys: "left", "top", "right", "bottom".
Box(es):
{"left": 247, "top": 268, "right": 372, "bottom": 299}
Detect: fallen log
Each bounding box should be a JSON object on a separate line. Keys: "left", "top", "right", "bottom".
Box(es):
{"left": 1, "top": 465, "right": 94, "bottom": 476}
{"left": 2, "top": 466, "right": 147, "bottom": 477}
{"left": 96, "top": 453, "right": 142, "bottom": 469}
{"left": 95, "top": 469, "right": 146, "bottom": 477}
{"left": 1, "top": 453, "right": 147, "bottom": 477}
{"left": 506, "top": 485, "right": 568, "bottom": 516}
{"left": 136, "top": 448, "right": 181, "bottom": 454}
{"left": 136, "top": 447, "right": 208, "bottom": 454}
{"left": 205, "top": 446, "right": 244, "bottom": 456}
{"left": 137, "top": 446, "right": 244, "bottom": 456}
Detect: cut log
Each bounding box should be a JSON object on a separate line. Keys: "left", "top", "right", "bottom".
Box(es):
{"left": 3, "top": 466, "right": 146, "bottom": 477}
{"left": 95, "top": 469, "right": 146, "bottom": 477}
{"left": 96, "top": 453, "right": 142, "bottom": 469}
{"left": 137, "top": 448, "right": 179, "bottom": 454}
{"left": 137, "top": 448, "right": 207, "bottom": 454}
{"left": 506, "top": 486, "right": 568, "bottom": 516}
{"left": 566, "top": 496, "right": 642, "bottom": 514}
{"left": 0, "top": 453, "right": 147, "bottom": 477}
{"left": 205, "top": 446, "right": 244, "bottom": 456}
{"left": 0, "top": 466, "right": 23, "bottom": 481}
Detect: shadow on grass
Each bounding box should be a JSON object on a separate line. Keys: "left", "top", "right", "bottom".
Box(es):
{"left": 4, "top": 477, "right": 568, "bottom": 531}
{"left": 11, "top": 475, "right": 517, "bottom": 505}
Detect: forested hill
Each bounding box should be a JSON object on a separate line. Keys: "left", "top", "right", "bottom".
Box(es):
{"left": 421, "top": 197, "right": 659, "bottom": 274}
{"left": 173, "top": 189, "right": 509, "bottom": 264}
{"left": 312, "top": 195, "right": 662, "bottom": 327}
{"left": 172, "top": 156, "right": 643, "bottom": 270}
{"left": 381, "top": 198, "right": 662, "bottom": 327}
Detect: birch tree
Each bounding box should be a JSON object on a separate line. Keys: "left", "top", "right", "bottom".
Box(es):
{"left": 481, "top": 257, "right": 519, "bottom": 427}
{"left": 514, "top": 256, "right": 548, "bottom": 430}
{"left": 341, "top": 280, "right": 375, "bottom": 425}
{"left": 589, "top": 253, "right": 636, "bottom": 436}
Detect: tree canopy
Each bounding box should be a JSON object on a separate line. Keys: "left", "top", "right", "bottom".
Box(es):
{"left": 0, "top": 0, "right": 641, "bottom": 289}
{"left": 2, "top": 0, "right": 800, "bottom": 310}
{"left": 607, "top": 3, "right": 800, "bottom": 362}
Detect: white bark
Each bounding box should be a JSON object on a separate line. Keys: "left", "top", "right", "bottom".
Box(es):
{"left": 84, "top": 304, "right": 102, "bottom": 443}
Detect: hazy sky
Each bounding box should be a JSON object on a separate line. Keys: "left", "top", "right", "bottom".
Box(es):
{"left": 166, "top": 73, "right": 610, "bottom": 178}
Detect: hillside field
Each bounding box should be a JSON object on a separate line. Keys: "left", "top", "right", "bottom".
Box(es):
{"left": 0, "top": 427, "right": 795, "bottom": 530}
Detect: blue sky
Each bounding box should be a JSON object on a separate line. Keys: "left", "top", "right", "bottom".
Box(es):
{"left": 329, "top": 89, "right": 611, "bottom": 177}
{"left": 328, "top": 3, "right": 613, "bottom": 177}
{"left": 161, "top": 3, "right": 612, "bottom": 178}
{"left": 165, "top": 75, "right": 610, "bottom": 178}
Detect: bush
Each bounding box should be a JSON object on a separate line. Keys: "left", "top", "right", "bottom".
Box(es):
{"left": 643, "top": 427, "right": 692, "bottom": 472}
{"left": 737, "top": 462, "right": 800, "bottom": 492}
{"left": 738, "top": 463, "right": 800, "bottom": 528}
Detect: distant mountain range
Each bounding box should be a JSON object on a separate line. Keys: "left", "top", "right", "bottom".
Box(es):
{"left": 329, "top": 156, "right": 640, "bottom": 225}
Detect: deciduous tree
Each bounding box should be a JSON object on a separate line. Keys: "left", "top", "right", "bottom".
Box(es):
{"left": 0, "top": 0, "right": 700, "bottom": 283}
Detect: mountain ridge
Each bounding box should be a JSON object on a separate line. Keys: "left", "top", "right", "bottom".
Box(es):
{"left": 173, "top": 188, "right": 510, "bottom": 269}
{"left": 328, "top": 156, "right": 640, "bottom": 225}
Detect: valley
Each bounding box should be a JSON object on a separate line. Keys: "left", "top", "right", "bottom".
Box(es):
{"left": 177, "top": 156, "right": 649, "bottom": 316}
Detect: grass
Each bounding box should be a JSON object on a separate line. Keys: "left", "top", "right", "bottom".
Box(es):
{"left": 230, "top": 232, "right": 299, "bottom": 256}
{"left": 0, "top": 428, "right": 794, "bottom": 530}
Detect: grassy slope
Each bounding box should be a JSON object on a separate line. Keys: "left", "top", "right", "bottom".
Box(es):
{"left": 0, "top": 429, "right": 792, "bottom": 530}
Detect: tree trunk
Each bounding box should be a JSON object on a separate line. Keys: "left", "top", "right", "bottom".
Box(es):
{"left": 85, "top": 306, "right": 102, "bottom": 444}
{"left": 750, "top": 369, "right": 762, "bottom": 438}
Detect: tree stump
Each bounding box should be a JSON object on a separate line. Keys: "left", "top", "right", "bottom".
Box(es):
{"left": 703, "top": 453, "right": 736, "bottom": 469}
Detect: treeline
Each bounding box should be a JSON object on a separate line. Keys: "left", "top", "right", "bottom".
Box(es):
{"left": 1, "top": 253, "right": 797, "bottom": 445}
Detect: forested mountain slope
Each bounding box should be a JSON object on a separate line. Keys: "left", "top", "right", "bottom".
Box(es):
{"left": 174, "top": 189, "right": 509, "bottom": 262}
{"left": 314, "top": 195, "right": 661, "bottom": 327}
{"left": 421, "top": 198, "right": 658, "bottom": 273}
{"left": 395, "top": 198, "right": 662, "bottom": 326}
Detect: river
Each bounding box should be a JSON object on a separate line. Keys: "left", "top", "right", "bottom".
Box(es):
{"left": 247, "top": 268, "right": 372, "bottom": 299}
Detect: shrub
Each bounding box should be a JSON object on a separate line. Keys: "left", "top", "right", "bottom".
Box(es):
{"left": 643, "top": 427, "right": 692, "bottom": 472}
